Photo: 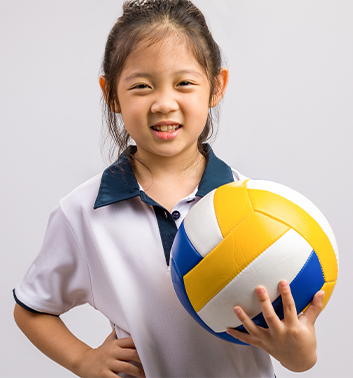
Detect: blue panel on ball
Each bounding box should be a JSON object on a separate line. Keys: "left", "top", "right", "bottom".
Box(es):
{"left": 170, "top": 257, "right": 247, "bottom": 345}
{"left": 277, "top": 249, "right": 325, "bottom": 317}
{"left": 171, "top": 222, "right": 203, "bottom": 276}
{"left": 241, "top": 249, "right": 325, "bottom": 330}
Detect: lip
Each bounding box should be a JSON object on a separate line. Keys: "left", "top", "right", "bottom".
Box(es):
{"left": 151, "top": 120, "right": 181, "bottom": 127}
{"left": 150, "top": 125, "right": 182, "bottom": 140}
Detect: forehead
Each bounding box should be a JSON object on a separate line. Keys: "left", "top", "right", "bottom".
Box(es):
{"left": 120, "top": 35, "right": 206, "bottom": 78}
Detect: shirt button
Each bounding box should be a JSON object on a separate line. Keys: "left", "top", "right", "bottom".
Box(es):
{"left": 172, "top": 210, "right": 181, "bottom": 220}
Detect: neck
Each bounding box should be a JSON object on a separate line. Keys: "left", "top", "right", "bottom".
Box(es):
{"left": 131, "top": 144, "right": 207, "bottom": 211}
{"left": 133, "top": 144, "right": 206, "bottom": 181}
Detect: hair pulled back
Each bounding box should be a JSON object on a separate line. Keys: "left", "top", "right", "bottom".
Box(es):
{"left": 101, "top": 0, "right": 223, "bottom": 162}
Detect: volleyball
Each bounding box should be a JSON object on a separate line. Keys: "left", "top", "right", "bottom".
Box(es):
{"left": 170, "top": 179, "right": 338, "bottom": 344}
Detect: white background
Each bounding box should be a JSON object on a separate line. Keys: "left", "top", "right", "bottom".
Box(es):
{"left": 1, "top": 1, "right": 352, "bottom": 377}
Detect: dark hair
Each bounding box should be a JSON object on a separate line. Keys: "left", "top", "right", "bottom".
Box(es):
{"left": 101, "top": 0, "right": 224, "bottom": 162}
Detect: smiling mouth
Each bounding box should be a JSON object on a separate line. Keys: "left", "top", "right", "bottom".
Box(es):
{"left": 151, "top": 124, "right": 181, "bottom": 132}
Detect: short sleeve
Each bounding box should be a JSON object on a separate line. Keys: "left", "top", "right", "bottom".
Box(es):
{"left": 14, "top": 204, "right": 94, "bottom": 315}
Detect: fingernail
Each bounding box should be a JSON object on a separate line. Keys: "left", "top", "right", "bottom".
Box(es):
{"left": 256, "top": 287, "right": 265, "bottom": 295}
{"left": 234, "top": 307, "right": 241, "bottom": 316}
{"left": 280, "top": 280, "right": 288, "bottom": 288}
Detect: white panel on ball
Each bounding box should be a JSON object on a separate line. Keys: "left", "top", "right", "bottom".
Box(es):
{"left": 184, "top": 189, "right": 223, "bottom": 257}
{"left": 197, "top": 229, "right": 313, "bottom": 332}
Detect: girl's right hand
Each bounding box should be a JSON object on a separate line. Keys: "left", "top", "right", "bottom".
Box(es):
{"left": 78, "top": 329, "right": 145, "bottom": 378}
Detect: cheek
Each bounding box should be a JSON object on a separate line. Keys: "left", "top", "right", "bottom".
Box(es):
{"left": 184, "top": 89, "right": 209, "bottom": 108}
{"left": 120, "top": 98, "right": 147, "bottom": 125}
{"left": 187, "top": 94, "right": 210, "bottom": 124}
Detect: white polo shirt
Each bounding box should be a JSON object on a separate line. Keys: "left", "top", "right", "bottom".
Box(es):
{"left": 14, "top": 146, "right": 274, "bottom": 378}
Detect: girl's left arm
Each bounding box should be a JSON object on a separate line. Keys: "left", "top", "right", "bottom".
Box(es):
{"left": 227, "top": 280, "right": 325, "bottom": 372}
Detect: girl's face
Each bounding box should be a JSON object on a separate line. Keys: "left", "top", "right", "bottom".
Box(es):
{"left": 114, "top": 35, "right": 227, "bottom": 163}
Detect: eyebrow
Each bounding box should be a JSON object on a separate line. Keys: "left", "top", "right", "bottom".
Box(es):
{"left": 123, "top": 73, "right": 152, "bottom": 82}
{"left": 123, "top": 69, "right": 203, "bottom": 82}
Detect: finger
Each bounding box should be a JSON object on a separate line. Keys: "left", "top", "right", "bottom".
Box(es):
{"left": 279, "top": 280, "right": 298, "bottom": 327}
{"left": 112, "top": 361, "right": 145, "bottom": 378}
{"left": 112, "top": 338, "right": 142, "bottom": 364}
{"left": 104, "top": 328, "right": 117, "bottom": 343}
{"left": 114, "top": 345, "right": 142, "bottom": 364}
{"left": 226, "top": 327, "right": 260, "bottom": 347}
{"left": 116, "top": 337, "right": 137, "bottom": 349}
{"left": 256, "top": 286, "right": 281, "bottom": 331}
{"left": 303, "top": 290, "right": 325, "bottom": 324}
{"left": 232, "top": 306, "right": 263, "bottom": 338}
{"left": 101, "top": 369, "right": 133, "bottom": 378}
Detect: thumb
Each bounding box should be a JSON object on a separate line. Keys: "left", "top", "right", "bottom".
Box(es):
{"left": 104, "top": 328, "right": 117, "bottom": 343}
{"left": 303, "top": 290, "right": 325, "bottom": 324}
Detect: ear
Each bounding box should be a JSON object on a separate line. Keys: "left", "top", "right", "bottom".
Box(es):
{"left": 210, "top": 67, "right": 229, "bottom": 108}
{"left": 99, "top": 75, "right": 121, "bottom": 113}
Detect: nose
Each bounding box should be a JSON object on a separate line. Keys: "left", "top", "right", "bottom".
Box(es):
{"left": 151, "top": 90, "right": 179, "bottom": 114}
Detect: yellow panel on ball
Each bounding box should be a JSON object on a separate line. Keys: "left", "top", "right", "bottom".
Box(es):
{"left": 213, "top": 180, "right": 253, "bottom": 238}
{"left": 248, "top": 189, "right": 338, "bottom": 282}
{"left": 184, "top": 211, "right": 290, "bottom": 312}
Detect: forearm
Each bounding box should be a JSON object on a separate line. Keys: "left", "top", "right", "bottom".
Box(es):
{"left": 14, "top": 303, "right": 91, "bottom": 376}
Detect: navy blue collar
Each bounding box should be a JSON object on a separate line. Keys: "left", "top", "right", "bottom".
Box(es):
{"left": 94, "top": 144, "right": 234, "bottom": 210}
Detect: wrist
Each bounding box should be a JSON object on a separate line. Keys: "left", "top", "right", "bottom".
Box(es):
{"left": 69, "top": 345, "right": 93, "bottom": 377}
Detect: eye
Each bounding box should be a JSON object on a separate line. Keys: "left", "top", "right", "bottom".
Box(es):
{"left": 132, "top": 84, "right": 150, "bottom": 90}
{"left": 177, "top": 81, "right": 193, "bottom": 87}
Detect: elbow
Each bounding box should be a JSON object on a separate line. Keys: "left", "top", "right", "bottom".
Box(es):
{"left": 14, "top": 303, "right": 24, "bottom": 329}
{"left": 14, "top": 303, "right": 35, "bottom": 332}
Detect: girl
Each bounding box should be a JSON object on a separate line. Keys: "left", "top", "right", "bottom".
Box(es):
{"left": 13, "top": 0, "right": 324, "bottom": 377}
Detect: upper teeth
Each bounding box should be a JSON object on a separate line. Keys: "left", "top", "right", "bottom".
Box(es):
{"left": 154, "top": 125, "right": 179, "bottom": 132}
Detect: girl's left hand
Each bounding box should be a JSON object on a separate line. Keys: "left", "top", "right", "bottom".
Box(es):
{"left": 227, "top": 280, "right": 325, "bottom": 372}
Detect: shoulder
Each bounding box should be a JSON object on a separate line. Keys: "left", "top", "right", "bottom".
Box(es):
{"left": 59, "top": 173, "right": 103, "bottom": 217}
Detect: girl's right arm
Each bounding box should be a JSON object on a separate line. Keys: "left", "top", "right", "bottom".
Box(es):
{"left": 13, "top": 303, "right": 145, "bottom": 378}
